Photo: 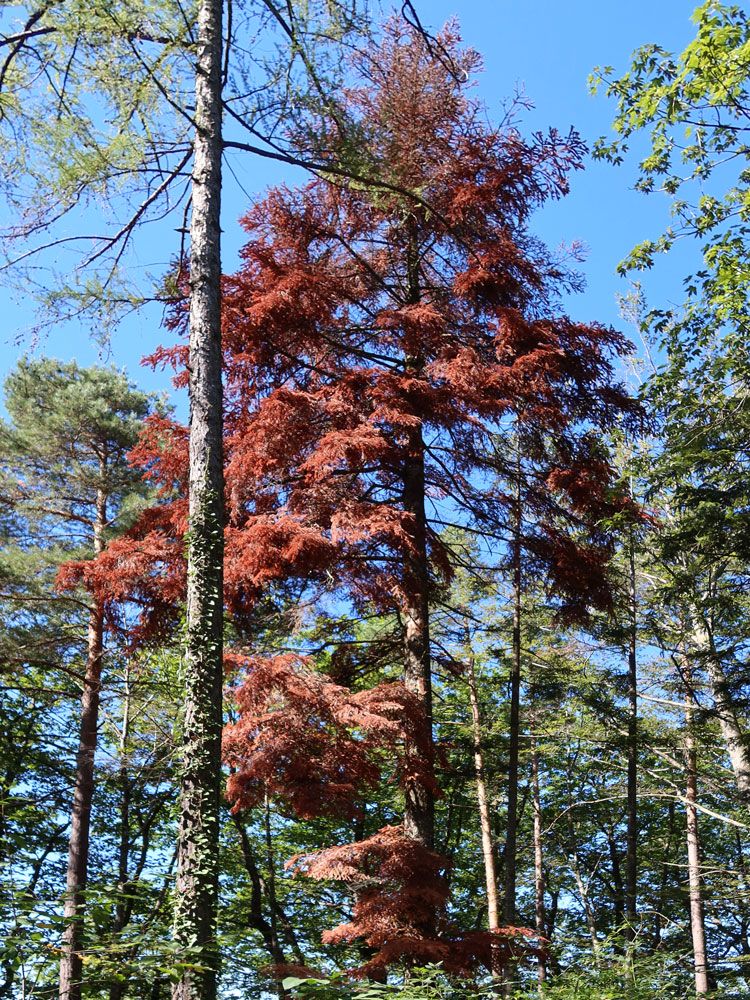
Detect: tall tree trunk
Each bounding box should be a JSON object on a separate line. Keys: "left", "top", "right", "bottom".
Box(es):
{"left": 402, "top": 420, "right": 433, "bottom": 849}
{"left": 467, "top": 653, "right": 500, "bottom": 932}
{"left": 264, "top": 794, "right": 286, "bottom": 1000}
{"left": 502, "top": 447, "right": 522, "bottom": 998}
{"left": 171, "top": 1, "right": 225, "bottom": 997}
{"left": 692, "top": 618, "right": 750, "bottom": 804}
{"left": 651, "top": 799, "right": 675, "bottom": 951}
{"left": 606, "top": 822, "right": 625, "bottom": 947}
{"left": 503, "top": 450, "right": 522, "bottom": 927}
{"left": 565, "top": 752, "right": 600, "bottom": 963}
{"left": 625, "top": 531, "right": 638, "bottom": 942}
{"left": 109, "top": 665, "right": 133, "bottom": 1000}
{"left": 529, "top": 662, "right": 546, "bottom": 990}
{"left": 401, "top": 222, "right": 434, "bottom": 849}
{"left": 684, "top": 666, "right": 710, "bottom": 995}
{"left": 59, "top": 481, "right": 107, "bottom": 1000}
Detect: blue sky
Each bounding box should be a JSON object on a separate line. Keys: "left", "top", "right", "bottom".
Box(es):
{"left": 1, "top": 1, "right": 700, "bottom": 415}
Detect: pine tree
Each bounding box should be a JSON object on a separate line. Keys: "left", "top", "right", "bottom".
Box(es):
{"left": 0, "top": 357, "right": 156, "bottom": 1000}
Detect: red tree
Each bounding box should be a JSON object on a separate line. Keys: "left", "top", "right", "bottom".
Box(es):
{"left": 214, "top": 16, "right": 636, "bottom": 852}
{"left": 70, "top": 18, "right": 638, "bottom": 980}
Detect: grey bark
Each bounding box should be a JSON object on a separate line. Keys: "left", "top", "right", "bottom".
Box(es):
{"left": 503, "top": 456, "right": 522, "bottom": 927}
{"left": 501, "top": 457, "right": 522, "bottom": 998}
{"left": 625, "top": 533, "right": 638, "bottom": 941}
{"left": 109, "top": 666, "right": 132, "bottom": 1000}
{"left": 684, "top": 671, "right": 710, "bottom": 995}
{"left": 171, "top": 0, "right": 225, "bottom": 997}
{"left": 467, "top": 654, "right": 500, "bottom": 931}
{"left": 59, "top": 483, "right": 107, "bottom": 1000}
{"left": 692, "top": 618, "right": 750, "bottom": 804}
{"left": 529, "top": 668, "right": 546, "bottom": 990}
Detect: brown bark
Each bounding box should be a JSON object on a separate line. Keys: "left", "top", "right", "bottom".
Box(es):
{"left": 684, "top": 674, "right": 710, "bottom": 995}
{"left": 401, "top": 224, "right": 434, "bottom": 849}
{"left": 171, "top": 1, "right": 225, "bottom": 997}
{"left": 59, "top": 483, "right": 107, "bottom": 1000}
{"left": 402, "top": 422, "right": 434, "bottom": 849}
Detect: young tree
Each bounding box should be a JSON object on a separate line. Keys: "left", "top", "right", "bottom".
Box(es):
{"left": 0, "top": 357, "right": 155, "bottom": 1000}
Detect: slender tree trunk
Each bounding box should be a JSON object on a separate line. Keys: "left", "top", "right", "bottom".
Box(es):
{"left": 109, "top": 665, "right": 133, "bottom": 1000}
{"left": 606, "top": 822, "right": 625, "bottom": 946}
{"left": 503, "top": 458, "right": 522, "bottom": 928}
{"left": 59, "top": 482, "right": 107, "bottom": 1000}
{"left": 171, "top": 1, "right": 225, "bottom": 997}
{"left": 684, "top": 666, "right": 709, "bottom": 995}
{"left": 625, "top": 532, "right": 638, "bottom": 942}
{"left": 467, "top": 653, "right": 500, "bottom": 931}
{"left": 402, "top": 421, "right": 433, "bottom": 849}
{"left": 651, "top": 799, "right": 675, "bottom": 951}
{"left": 529, "top": 664, "right": 546, "bottom": 990}
{"left": 692, "top": 618, "right": 750, "bottom": 804}
{"left": 264, "top": 794, "right": 286, "bottom": 1000}
{"left": 401, "top": 223, "right": 434, "bottom": 850}
{"left": 501, "top": 447, "right": 522, "bottom": 997}
{"left": 504, "top": 452, "right": 522, "bottom": 925}
{"left": 565, "top": 753, "right": 600, "bottom": 963}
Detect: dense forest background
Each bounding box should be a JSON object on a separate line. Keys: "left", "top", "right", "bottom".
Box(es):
{"left": 1, "top": 2, "right": 750, "bottom": 999}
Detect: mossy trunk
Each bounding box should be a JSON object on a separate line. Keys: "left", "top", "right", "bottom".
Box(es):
{"left": 401, "top": 223, "right": 434, "bottom": 850}
{"left": 171, "top": 1, "right": 224, "bottom": 997}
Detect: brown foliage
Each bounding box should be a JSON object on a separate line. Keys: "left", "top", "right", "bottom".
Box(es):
{"left": 224, "top": 654, "right": 437, "bottom": 820}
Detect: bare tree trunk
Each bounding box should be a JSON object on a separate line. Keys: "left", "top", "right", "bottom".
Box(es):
{"left": 651, "top": 799, "right": 675, "bottom": 951}
{"left": 109, "top": 665, "right": 133, "bottom": 1000}
{"left": 502, "top": 449, "right": 522, "bottom": 997}
{"left": 402, "top": 423, "right": 433, "bottom": 849}
{"left": 692, "top": 618, "right": 750, "bottom": 804}
{"left": 467, "top": 654, "right": 500, "bottom": 929}
{"left": 401, "top": 225, "right": 434, "bottom": 850}
{"left": 529, "top": 666, "right": 546, "bottom": 991}
{"left": 60, "top": 483, "right": 107, "bottom": 1000}
{"left": 565, "top": 752, "right": 600, "bottom": 963}
{"left": 503, "top": 453, "right": 522, "bottom": 928}
{"left": 264, "top": 794, "right": 286, "bottom": 1000}
{"left": 606, "top": 821, "right": 625, "bottom": 947}
{"left": 625, "top": 532, "right": 638, "bottom": 942}
{"left": 684, "top": 668, "right": 710, "bottom": 995}
{"left": 171, "top": 1, "right": 225, "bottom": 997}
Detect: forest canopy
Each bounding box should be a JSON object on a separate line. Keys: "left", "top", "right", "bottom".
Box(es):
{"left": 1, "top": 3, "right": 750, "bottom": 1000}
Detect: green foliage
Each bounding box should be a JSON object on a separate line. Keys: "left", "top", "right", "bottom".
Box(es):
{"left": 0, "top": 0, "right": 372, "bottom": 327}
{"left": 282, "top": 966, "right": 495, "bottom": 1000}
{"left": 591, "top": 3, "right": 750, "bottom": 379}
{"left": 523, "top": 948, "right": 693, "bottom": 999}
